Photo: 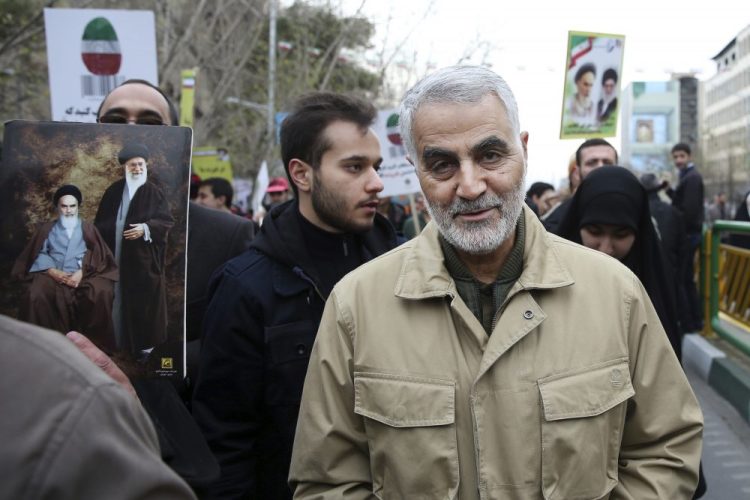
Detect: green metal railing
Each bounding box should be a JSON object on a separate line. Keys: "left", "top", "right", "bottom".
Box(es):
{"left": 702, "top": 220, "right": 750, "bottom": 356}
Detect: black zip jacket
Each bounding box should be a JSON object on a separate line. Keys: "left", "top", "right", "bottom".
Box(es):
{"left": 192, "top": 199, "right": 397, "bottom": 499}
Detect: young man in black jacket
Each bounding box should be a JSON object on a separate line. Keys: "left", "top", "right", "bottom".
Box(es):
{"left": 192, "top": 92, "right": 399, "bottom": 499}
{"left": 666, "top": 142, "right": 705, "bottom": 332}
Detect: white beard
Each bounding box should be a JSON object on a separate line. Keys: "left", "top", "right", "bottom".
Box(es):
{"left": 426, "top": 177, "right": 526, "bottom": 255}
{"left": 60, "top": 214, "right": 79, "bottom": 238}
{"left": 126, "top": 166, "right": 148, "bottom": 199}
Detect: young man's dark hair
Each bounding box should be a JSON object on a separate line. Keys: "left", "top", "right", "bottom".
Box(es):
{"left": 575, "top": 138, "right": 618, "bottom": 166}
{"left": 574, "top": 63, "right": 596, "bottom": 83}
{"left": 193, "top": 91, "right": 396, "bottom": 500}
{"left": 200, "top": 178, "right": 234, "bottom": 209}
{"left": 671, "top": 142, "right": 691, "bottom": 155}
{"left": 280, "top": 92, "right": 376, "bottom": 195}
{"left": 526, "top": 181, "right": 555, "bottom": 199}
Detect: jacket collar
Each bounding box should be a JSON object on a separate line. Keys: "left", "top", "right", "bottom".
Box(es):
{"left": 394, "top": 205, "right": 574, "bottom": 300}
{"left": 253, "top": 199, "right": 398, "bottom": 296}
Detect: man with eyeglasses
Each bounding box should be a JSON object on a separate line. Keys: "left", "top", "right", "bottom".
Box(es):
{"left": 79, "top": 79, "right": 253, "bottom": 494}
{"left": 97, "top": 78, "right": 176, "bottom": 126}
{"left": 94, "top": 142, "right": 174, "bottom": 357}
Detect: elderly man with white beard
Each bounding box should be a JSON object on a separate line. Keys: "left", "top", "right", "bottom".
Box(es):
{"left": 95, "top": 143, "right": 174, "bottom": 357}
{"left": 12, "top": 184, "right": 118, "bottom": 351}
{"left": 289, "top": 65, "right": 703, "bottom": 499}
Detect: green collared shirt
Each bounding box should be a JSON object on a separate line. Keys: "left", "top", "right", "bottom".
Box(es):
{"left": 440, "top": 215, "right": 526, "bottom": 335}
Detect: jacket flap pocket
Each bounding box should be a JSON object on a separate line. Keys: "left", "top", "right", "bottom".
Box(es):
{"left": 353, "top": 372, "right": 455, "bottom": 427}
{"left": 265, "top": 320, "right": 317, "bottom": 364}
{"left": 538, "top": 359, "right": 634, "bottom": 421}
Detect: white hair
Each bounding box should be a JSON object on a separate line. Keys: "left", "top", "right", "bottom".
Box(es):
{"left": 399, "top": 65, "right": 520, "bottom": 165}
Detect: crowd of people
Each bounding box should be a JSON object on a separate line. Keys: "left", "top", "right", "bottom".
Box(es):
{"left": 7, "top": 61, "right": 750, "bottom": 499}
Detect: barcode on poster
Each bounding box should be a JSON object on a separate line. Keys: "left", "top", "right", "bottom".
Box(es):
{"left": 80, "top": 75, "right": 126, "bottom": 98}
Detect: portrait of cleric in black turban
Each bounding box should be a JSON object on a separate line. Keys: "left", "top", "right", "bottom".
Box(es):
{"left": 0, "top": 120, "right": 192, "bottom": 378}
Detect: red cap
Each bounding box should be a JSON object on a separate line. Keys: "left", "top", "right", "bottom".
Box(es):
{"left": 266, "top": 177, "right": 289, "bottom": 193}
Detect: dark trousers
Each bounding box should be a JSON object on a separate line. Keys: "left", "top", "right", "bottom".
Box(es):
{"left": 678, "top": 232, "right": 703, "bottom": 331}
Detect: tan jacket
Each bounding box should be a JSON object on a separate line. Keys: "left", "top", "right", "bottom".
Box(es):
{"left": 0, "top": 315, "right": 195, "bottom": 500}
{"left": 290, "top": 207, "right": 703, "bottom": 500}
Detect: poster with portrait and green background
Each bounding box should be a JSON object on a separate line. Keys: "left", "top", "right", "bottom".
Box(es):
{"left": 560, "top": 31, "right": 625, "bottom": 139}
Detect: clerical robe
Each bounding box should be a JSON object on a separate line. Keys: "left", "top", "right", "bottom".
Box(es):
{"left": 11, "top": 220, "right": 118, "bottom": 351}
{"left": 95, "top": 179, "right": 174, "bottom": 354}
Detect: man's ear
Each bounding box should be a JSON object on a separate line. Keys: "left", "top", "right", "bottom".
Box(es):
{"left": 520, "top": 131, "right": 529, "bottom": 158}
{"left": 289, "top": 159, "right": 312, "bottom": 193}
{"left": 572, "top": 165, "right": 581, "bottom": 184}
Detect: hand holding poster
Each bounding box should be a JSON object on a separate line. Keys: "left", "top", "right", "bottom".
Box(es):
{"left": 560, "top": 31, "right": 625, "bottom": 139}
{"left": 0, "top": 121, "right": 192, "bottom": 379}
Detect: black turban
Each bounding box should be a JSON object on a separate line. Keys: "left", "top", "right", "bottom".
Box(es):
{"left": 53, "top": 184, "right": 82, "bottom": 206}
{"left": 118, "top": 143, "right": 149, "bottom": 165}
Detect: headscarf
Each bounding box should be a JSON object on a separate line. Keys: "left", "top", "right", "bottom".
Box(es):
{"left": 557, "top": 166, "right": 682, "bottom": 358}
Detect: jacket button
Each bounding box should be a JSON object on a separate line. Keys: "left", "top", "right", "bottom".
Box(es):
{"left": 523, "top": 310, "right": 534, "bottom": 319}
{"left": 296, "top": 343, "right": 307, "bottom": 356}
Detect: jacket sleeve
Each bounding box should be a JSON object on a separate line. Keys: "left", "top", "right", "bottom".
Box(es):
{"left": 612, "top": 276, "right": 703, "bottom": 499}
{"left": 289, "top": 290, "right": 376, "bottom": 499}
{"left": 36, "top": 381, "right": 196, "bottom": 500}
{"left": 680, "top": 175, "right": 704, "bottom": 228}
{"left": 191, "top": 270, "right": 264, "bottom": 498}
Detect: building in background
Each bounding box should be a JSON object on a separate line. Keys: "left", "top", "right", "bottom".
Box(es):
{"left": 701, "top": 24, "right": 750, "bottom": 203}
{"left": 620, "top": 80, "right": 681, "bottom": 175}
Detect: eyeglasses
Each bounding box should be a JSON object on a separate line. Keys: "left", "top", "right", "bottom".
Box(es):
{"left": 99, "top": 113, "right": 166, "bottom": 126}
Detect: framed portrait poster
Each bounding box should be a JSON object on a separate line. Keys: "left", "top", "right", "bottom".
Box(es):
{"left": 560, "top": 31, "right": 625, "bottom": 139}
{"left": 0, "top": 120, "right": 192, "bottom": 379}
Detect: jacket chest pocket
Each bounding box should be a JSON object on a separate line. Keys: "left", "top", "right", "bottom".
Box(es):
{"left": 537, "top": 358, "right": 634, "bottom": 500}
{"left": 264, "top": 320, "right": 317, "bottom": 405}
{"left": 354, "top": 372, "right": 459, "bottom": 499}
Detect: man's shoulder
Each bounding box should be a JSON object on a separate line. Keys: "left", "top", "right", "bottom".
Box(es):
{"left": 218, "top": 246, "right": 279, "bottom": 284}
{"left": 34, "top": 220, "right": 56, "bottom": 235}
{"left": 0, "top": 315, "right": 120, "bottom": 394}
{"left": 333, "top": 236, "right": 422, "bottom": 296}
{"left": 102, "top": 178, "right": 125, "bottom": 193}
{"left": 689, "top": 167, "right": 704, "bottom": 183}
{"left": 544, "top": 232, "right": 637, "bottom": 286}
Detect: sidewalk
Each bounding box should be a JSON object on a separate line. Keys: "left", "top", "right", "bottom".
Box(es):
{"left": 683, "top": 319, "right": 750, "bottom": 423}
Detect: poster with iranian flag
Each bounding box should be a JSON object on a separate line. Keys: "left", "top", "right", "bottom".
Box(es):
{"left": 372, "top": 109, "right": 420, "bottom": 197}
{"left": 44, "top": 8, "right": 158, "bottom": 123}
{"left": 560, "top": 31, "right": 625, "bottom": 139}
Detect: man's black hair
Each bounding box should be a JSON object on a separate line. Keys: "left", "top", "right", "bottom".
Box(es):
{"left": 200, "top": 177, "right": 234, "bottom": 209}
{"left": 671, "top": 142, "right": 691, "bottom": 156}
{"left": 97, "top": 79, "right": 179, "bottom": 126}
{"left": 526, "top": 182, "right": 555, "bottom": 199}
{"left": 602, "top": 68, "right": 618, "bottom": 84}
{"left": 280, "top": 92, "right": 376, "bottom": 196}
{"left": 574, "top": 63, "right": 596, "bottom": 83}
{"left": 575, "top": 138, "right": 618, "bottom": 166}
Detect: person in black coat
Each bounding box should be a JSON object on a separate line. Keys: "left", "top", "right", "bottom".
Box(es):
{"left": 730, "top": 191, "right": 750, "bottom": 249}
{"left": 666, "top": 142, "right": 705, "bottom": 332}
{"left": 192, "top": 92, "right": 399, "bottom": 499}
{"left": 95, "top": 144, "right": 175, "bottom": 355}
{"left": 639, "top": 174, "right": 688, "bottom": 274}
{"left": 558, "top": 167, "right": 682, "bottom": 359}
{"left": 71, "top": 80, "right": 255, "bottom": 494}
